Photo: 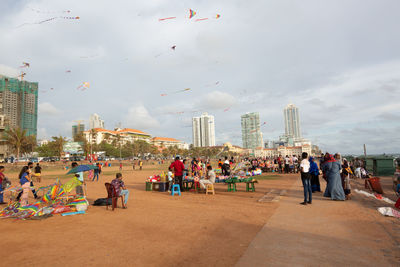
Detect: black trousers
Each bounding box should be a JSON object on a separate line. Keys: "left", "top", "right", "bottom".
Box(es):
{"left": 174, "top": 175, "right": 183, "bottom": 192}
{"left": 17, "top": 181, "right": 38, "bottom": 200}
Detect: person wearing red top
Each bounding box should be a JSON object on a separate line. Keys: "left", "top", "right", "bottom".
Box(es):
{"left": 169, "top": 156, "right": 185, "bottom": 192}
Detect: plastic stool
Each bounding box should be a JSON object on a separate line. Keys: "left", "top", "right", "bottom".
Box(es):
{"left": 171, "top": 184, "right": 181, "bottom": 196}
{"left": 145, "top": 181, "right": 153, "bottom": 191}
{"left": 206, "top": 184, "right": 215, "bottom": 195}
{"left": 246, "top": 182, "right": 255, "bottom": 192}
{"left": 227, "top": 182, "right": 236, "bottom": 192}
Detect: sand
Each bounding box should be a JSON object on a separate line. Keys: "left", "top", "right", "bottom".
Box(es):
{"left": 0, "top": 162, "right": 399, "bottom": 266}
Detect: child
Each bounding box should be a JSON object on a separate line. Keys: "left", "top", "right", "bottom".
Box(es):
{"left": 19, "top": 167, "right": 31, "bottom": 206}
{"left": 167, "top": 170, "right": 173, "bottom": 192}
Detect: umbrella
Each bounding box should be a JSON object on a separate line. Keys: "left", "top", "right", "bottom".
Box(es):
{"left": 66, "top": 164, "right": 98, "bottom": 175}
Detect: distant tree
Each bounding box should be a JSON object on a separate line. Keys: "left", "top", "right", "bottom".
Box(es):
{"left": 3, "top": 127, "right": 32, "bottom": 158}
{"left": 50, "top": 136, "right": 67, "bottom": 158}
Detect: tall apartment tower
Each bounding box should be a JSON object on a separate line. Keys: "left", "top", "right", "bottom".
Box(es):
{"left": 89, "top": 113, "right": 104, "bottom": 129}
{"left": 241, "top": 112, "right": 263, "bottom": 149}
{"left": 192, "top": 112, "right": 215, "bottom": 147}
{"left": 0, "top": 75, "right": 38, "bottom": 136}
{"left": 283, "top": 104, "right": 301, "bottom": 139}
{"left": 72, "top": 124, "right": 85, "bottom": 138}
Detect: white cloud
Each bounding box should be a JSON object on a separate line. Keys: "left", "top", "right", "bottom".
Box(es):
{"left": 38, "top": 102, "right": 59, "bottom": 116}
{"left": 196, "top": 90, "right": 237, "bottom": 110}
{"left": 124, "top": 104, "right": 160, "bottom": 130}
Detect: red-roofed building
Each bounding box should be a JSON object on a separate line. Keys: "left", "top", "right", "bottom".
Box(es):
{"left": 83, "top": 127, "right": 151, "bottom": 145}
{"left": 151, "top": 137, "right": 186, "bottom": 149}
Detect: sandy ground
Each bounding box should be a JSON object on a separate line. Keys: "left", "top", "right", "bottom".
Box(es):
{"left": 237, "top": 175, "right": 400, "bottom": 266}
{"left": 0, "top": 163, "right": 295, "bottom": 266}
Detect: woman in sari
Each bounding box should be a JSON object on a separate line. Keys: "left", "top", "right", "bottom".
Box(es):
{"left": 309, "top": 157, "right": 321, "bottom": 192}
{"left": 322, "top": 154, "right": 345, "bottom": 201}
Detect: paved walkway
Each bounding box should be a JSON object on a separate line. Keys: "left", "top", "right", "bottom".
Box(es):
{"left": 236, "top": 177, "right": 400, "bottom": 266}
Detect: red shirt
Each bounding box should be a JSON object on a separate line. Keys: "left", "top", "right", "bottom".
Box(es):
{"left": 169, "top": 160, "right": 185, "bottom": 176}
{"left": 0, "top": 172, "right": 3, "bottom": 184}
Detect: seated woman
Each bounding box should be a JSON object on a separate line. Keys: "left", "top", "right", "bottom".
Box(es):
{"left": 199, "top": 166, "right": 216, "bottom": 190}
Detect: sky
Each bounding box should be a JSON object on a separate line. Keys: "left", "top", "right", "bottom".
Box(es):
{"left": 0, "top": 0, "right": 399, "bottom": 155}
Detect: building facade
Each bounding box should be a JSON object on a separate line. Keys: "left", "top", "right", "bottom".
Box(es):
{"left": 0, "top": 75, "right": 38, "bottom": 136}
{"left": 72, "top": 124, "right": 85, "bottom": 138}
{"left": 241, "top": 112, "right": 263, "bottom": 149}
{"left": 83, "top": 128, "right": 151, "bottom": 145}
{"left": 254, "top": 144, "right": 313, "bottom": 158}
{"left": 89, "top": 113, "right": 104, "bottom": 129}
{"left": 192, "top": 112, "right": 215, "bottom": 147}
{"left": 283, "top": 104, "right": 301, "bottom": 139}
{"left": 151, "top": 137, "right": 185, "bottom": 149}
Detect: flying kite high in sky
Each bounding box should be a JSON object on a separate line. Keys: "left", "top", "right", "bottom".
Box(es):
{"left": 189, "top": 9, "right": 197, "bottom": 19}
{"left": 16, "top": 16, "right": 80, "bottom": 28}
{"left": 171, "top": 45, "right": 176, "bottom": 50}
{"left": 195, "top": 18, "right": 209, "bottom": 22}
{"left": 77, "top": 82, "right": 90, "bottom": 91}
{"left": 216, "top": 14, "right": 221, "bottom": 19}
{"left": 159, "top": 17, "right": 176, "bottom": 21}
{"left": 19, "top": 62, "right": 30, "bottom": 68}
{"left": 160, "top": 88, "right": 191, "bottom": 96}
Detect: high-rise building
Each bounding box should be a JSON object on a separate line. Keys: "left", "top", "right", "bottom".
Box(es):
{"left": 0, "top": 75, "right": 38, "bottom": 136}
{"left": 241, "top": 112, "right": 263, "bottom": 149}
{"left": 72, "top": 124, "right": 85, "bottom": 138}
{"left": 192, "top": 112, "right": 215, "bottom": 147}
{"left": 283, "top": 104, "right": 301, "bottom": 139}
{"left": 89, "top": 113, "right": 104, "bottom": 129}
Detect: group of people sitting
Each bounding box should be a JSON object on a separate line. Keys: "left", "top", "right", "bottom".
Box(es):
{"left": 168, "top": 156, "right": 216, "bottom": 192}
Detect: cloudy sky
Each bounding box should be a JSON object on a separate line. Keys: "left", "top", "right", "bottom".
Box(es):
{"left": 1, "top": 0, "right": 399, "bottom": 154}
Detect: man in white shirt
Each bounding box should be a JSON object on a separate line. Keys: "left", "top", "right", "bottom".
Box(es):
{"left": 200, "top": 166, "right": 216, "bottom": 189}
{"left": 300, "top": 152, "right": 311, "bottom": 205}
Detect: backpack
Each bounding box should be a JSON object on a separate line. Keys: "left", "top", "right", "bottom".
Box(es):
{"left": 93, "top": 198, "right": 112, "bottom": 206}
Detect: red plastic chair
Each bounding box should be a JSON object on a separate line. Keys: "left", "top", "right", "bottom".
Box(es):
{"left": 105, "top": 183, "right": 124, "bottom": 211}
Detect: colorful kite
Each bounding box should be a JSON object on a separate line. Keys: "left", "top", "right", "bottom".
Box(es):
{"left": 77, "top": 82, "right": 90, "bottom": 91}
{"left": 189, "top": 9, "right": 197, "bottom": 19}
{"left": 19, "top": 62, "right": 30, "bottom": 68}
{"left": 216, "top": 14, "right": 221, "bottom": 19}
{"left": 223, "top": 107, "right": 230, "bottom": 112}
{"left": 159, "top": 17, "right": 176, "bottom": 21}
{"left": 195, "top": 18, "right": 209, "bottom": 22}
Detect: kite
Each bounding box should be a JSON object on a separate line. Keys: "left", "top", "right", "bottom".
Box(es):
{"left": 262, "top": 122, "right": 267, "bottom": 126}
{"left": 77, "top": 82, "right": 90, "bottom": 91}
{"left": 216, "top": 14, "right": 221, "bottom": 19}
{"left": 195, "top": 18, "right": 209, "bottom": 22}
{"left": 29, "top": 7, "right": 71, "bottom": 14}
{"left": 171, "top": 45, "right": 176, "bottom": 50}
{"left": 50, "top": 88, "right": 54, "bottom": 90}
{"left": 159, "top": 17, "right": 176, "bottom": 21}
{"left": 161, "top": 88, "right": 190, "bottom": 96}
{"left": 19, "top": 62, "right": 30, "bottom": 68}
{"left": 223, "top": 107, "right": 230, "bottom": 112}
{"left": 16, "top": 16, "right": 80, "bottom": 28}
{"left": 65, "top": 70, "right": 71, "bottom": 73}
{"left": 18, "top": 72, "right": 26, "bottom": 80}
{"left": 189, "top": 9, "right": 197, "bottom": 19}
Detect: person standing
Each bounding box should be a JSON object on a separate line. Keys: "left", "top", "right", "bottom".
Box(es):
{"left": 169, "top": 156, "right": 185, "bottom": 192}
{"left": 323, "top": 154, "right": 345, "bottom": 201}
{"left": 19, "top": 166, "right": 32, "bottom": 206}
{"left": 0, "top": 166, "right": 6, "bottom": 204}
{"left": 132, "top": 161, "right": 136, "bottom": 170}
{"left": 139, "top": 160, "right": 143, "bottom": 170}
{"left": 93, "top": 163, "right": 100, "bottom": 182}
{"left": 284, "top": 155, "right": 290, "bottom": 174}
{"left": 34, "top": 163, "right": 42, "bottom": 183}
{"left": 72, "top": 162, "right": 85, "bottom": 196}
{"left": 309, "top": 157, "right": 321, "bottom": 192}
{"left": 119, "top": 161, "right": 123, "bottom": 171}
{"left": 16, "top": 163, "right": 39, "bottom": 200}
{"left": 300, "top": 152, "right": 312, "bottom": 205}
{"left": 182, "top": 159, "right": 189, "bottom": 179}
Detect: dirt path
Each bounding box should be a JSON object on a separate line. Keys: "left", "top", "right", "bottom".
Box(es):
{"left": 236, "top": 177, "right": 400, "bottom": 266}
{"left": 0, "top": 166, "right": 297, "bottom": 266}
